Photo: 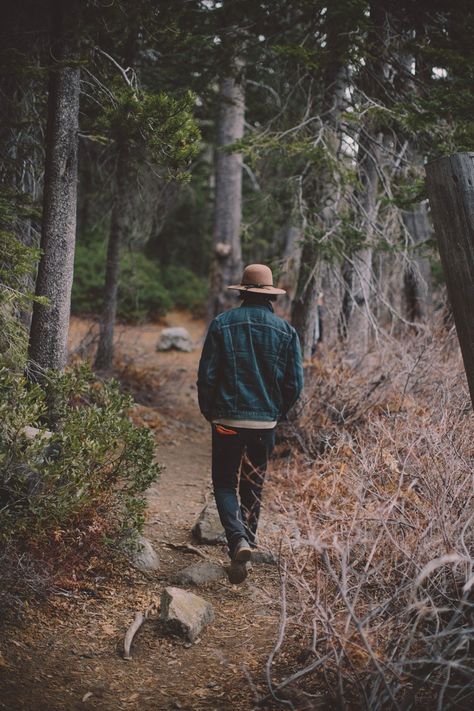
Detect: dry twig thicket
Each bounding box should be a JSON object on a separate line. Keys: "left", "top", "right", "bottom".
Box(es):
{"left": 268, "top": 320, "right": 474, "bottom": 710}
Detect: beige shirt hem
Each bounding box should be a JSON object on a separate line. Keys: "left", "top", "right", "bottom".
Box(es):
{"left": 212, "top": 418, "right": 277, "bottom": 429}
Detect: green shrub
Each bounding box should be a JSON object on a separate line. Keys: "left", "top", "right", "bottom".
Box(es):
{"left": 120, "top": 250, "right": 172, "bottom": 321}
{"left": 162, "top": 264, "right": 207, "bottom": 316}
{"left": 70, "top": 238, "right": 105, "bottom": 316}
{"left": 72, "top": 241, "right": 207, "bottom": 320}
{"left": 0, "top": 197, "right": 161, "bottom": 613}
{"left": 0, "top": 190, "right": 42, "bottom": 367}
{"left": 0, "top": 363, "right": 160, "bottom": 550}
{"left": 72, "top": 242, "right": 172, "bottom": 322}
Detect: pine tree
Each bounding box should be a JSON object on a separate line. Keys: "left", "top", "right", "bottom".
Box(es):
{"left": 28, "top": 0, "right": 81, "bottom": 376}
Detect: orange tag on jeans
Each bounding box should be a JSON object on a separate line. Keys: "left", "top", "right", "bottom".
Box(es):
{"left": 215, "top": 424, "right": 238, "bottom": 435}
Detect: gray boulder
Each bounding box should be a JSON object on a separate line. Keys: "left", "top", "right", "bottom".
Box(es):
{"left": 173, "top": 561, "right": 225, "bottom": 586}
{"left": 156, "top": 327, "right": 193, "bottom": 353}
{"left": 191, "top": 500, "right": 226, "bottom": 545}
{"left": 160, "top": 587, "right": 214, "bottom": 642}
{"left": 131, "top": 535, "right": 159, "bottom": 572}
{"left": 251, "top": 549, "right": 277, "bottom": 566}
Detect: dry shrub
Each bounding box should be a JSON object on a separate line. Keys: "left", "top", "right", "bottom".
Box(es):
{"left": 0, "top": 544, "right": 52, "bottom": 620}
{"left": 269, "top": 322, "right": 474, "bottom": 710}
{"left": 115, "top": 358, "right": 163, "bottom": 407}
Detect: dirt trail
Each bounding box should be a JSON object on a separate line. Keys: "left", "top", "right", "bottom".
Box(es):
{"left": 0, "top": 313, "right": 286, "bottom": 711}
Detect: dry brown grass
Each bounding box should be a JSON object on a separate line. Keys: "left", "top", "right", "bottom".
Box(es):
{"left": 267, "top": 320, "right": 474, "bottom": 710}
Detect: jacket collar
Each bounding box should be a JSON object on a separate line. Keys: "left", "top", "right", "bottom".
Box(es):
{"left": 240, "top": 299, "right": 274, "bottom": 312}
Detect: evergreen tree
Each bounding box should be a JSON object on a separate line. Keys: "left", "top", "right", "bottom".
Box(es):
{"left": 28, "top": 0, "right": 81, "bottom": 377}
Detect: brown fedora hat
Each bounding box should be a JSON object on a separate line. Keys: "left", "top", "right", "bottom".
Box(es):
{"left": 227, "top": 264, "right": 286, "bottom": 295}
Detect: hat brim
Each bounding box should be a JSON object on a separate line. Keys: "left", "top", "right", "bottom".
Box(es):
{"left": 227, "top": 284, "right": 286, "bottom": 295}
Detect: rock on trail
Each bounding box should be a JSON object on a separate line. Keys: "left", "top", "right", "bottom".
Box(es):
{"left": 156, "top": 327, "right": 194, "bottom": 352}
{"left": 173, "top": 561, "right": 226, "bottom": 586}
{"left": 160, "top": 586, "right": 214, "bottom": 642}
{"left": 251, "top": 550, "right": 277, "bottom": 566}
{"left": 191, "top": 500, "right": 226, "bottom": 544}
{"left": 131, "top": 535, "right": 160, "bottom": 572}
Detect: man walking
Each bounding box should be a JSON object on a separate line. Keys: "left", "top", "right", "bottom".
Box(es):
{"left": 197, "top": 264, "right": 304, "bottom": 584}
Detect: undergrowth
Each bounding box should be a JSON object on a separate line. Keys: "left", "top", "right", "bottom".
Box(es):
{"left": 72, "top": 241, "right": 207, "bottom": 321}
{"left": 0, "top": 364, "right": 160, "bottom": 618}
{"left": 0, "top": 199, "right": 160, "bottom": 618}
{"left": 269, "top": 322, "right": 474, "bottom": 710}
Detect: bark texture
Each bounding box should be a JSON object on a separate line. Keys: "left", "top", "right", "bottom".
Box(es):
{"left": 425, "top": 152, "right": 474, "bottom": 408}
{"left": 208, "top": 61, "right": 245, "bottom": 319}
{"left": 28, "top": 0, "right": 80, "bottom": 374}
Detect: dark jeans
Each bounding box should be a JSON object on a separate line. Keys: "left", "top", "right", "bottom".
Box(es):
{"left": 211, "top": 423, "right": 276, "bottom": 557}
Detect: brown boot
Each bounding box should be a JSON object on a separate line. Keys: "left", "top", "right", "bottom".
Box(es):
{"left": 228, "top": 539, "right": 252, "bottom": 584}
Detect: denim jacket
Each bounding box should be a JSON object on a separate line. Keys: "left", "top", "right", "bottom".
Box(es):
{"left": 197, "top": 301, "right": 304, "bottom": 422}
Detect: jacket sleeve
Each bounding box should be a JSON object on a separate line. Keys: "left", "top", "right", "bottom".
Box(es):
{"left": 197, "top": 319, "right": 221, "bottom": 421}
{"left": 280, "top": 329, "right": 304, "bottom": 419}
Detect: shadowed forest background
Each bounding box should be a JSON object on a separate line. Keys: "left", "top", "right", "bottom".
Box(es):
{"left": 1, "top": 1, "right": 473, "bottom": 709}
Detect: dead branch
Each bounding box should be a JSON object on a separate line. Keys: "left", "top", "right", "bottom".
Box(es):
{"left": 160, "top": 541, "right": 208, "bottom": 559}
{"left": 123, "top": 611, "right": 146, "bottom": 661}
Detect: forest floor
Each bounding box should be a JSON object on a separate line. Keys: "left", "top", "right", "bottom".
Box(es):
{"left": 0, "top": 312, "right": 295, "bottom": 711}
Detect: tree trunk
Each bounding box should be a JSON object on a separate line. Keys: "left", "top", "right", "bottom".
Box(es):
{"left": 28, "top": 0, "right": 80, "bottom": 375}
{"left": 338, "top": 129, "right": 381, "bottom": 347}
{"left": 292, "top": 62, "right": 347, "bottom": 359}
{"left": 278, "top": 225, "right": 303, "bottom": 318}
{"left": 94, "top": 146, "right": 130, "bottom": 371}
{"left": 402, "top": 199, "right": 432, "bottom": 323}
{"left": 338, "top": 3, "right": 388, "bottom": 349}
{"left": 292, "top": 258, "right": 321, "bottom": 360}
{"left": 291, "top": 3, "right": 352, "bottom": 357}
{"left": 425, "top": 152, "right": 474, "bottom": 409}
{"left": 398, "top": 35, "right": 432, "bottom": 326}
{"left": 208, "top": 60, "right": 245, "bottom": 319}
